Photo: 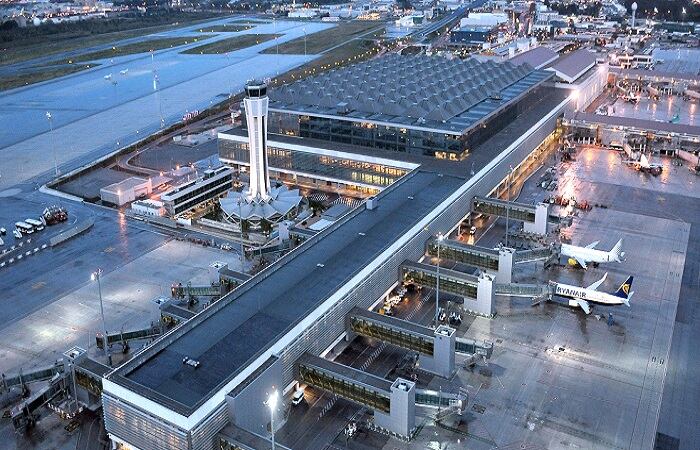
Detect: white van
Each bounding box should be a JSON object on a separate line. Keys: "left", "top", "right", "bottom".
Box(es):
{"left": 291, "top": 389, "right": 305, "bottom": 406}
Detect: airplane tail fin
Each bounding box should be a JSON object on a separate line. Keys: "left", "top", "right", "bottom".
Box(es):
{"left": 611, "top": 239, "right": 624, "bottom": 262}
{"left": 613, "top": 276, "right": 634, "bottom": 299}
{"left": 621, "top": 292, "right": 633, "bottom": 307}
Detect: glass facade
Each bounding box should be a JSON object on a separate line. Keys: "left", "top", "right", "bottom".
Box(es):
{"left": 297, "top": 364, "right": 391, "bottom": 413}
{"left": 349, "top": 316, "right": 434, "bottom": 356}
{"left": 218, "top": 139, "right": 408, "bottom": 188}
{"left": 427, "top": 240, "right": 499, "bottom": 271}
{"left": 269, "top": 112, "right": 467, "bottom": 160}
{"left": 402, "top": 267, "right": 478, "bottom": 299}
{"left": 266, "top": 85, "right": 549, "bottom": 160}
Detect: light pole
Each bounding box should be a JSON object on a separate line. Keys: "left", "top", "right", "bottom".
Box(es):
{"left": 435, "top": 233, "right": 444, "bottom": 326}
{"left": 266, "top": 390, "right": 278, "bottom": 450}
{"left": 505, "top": 165, "right": 514, "bottom": 248}
{"left": 46, "top": 111, "right": 58, "bottom": 177}
{"left": 238, "top": 196, "right": 245, "bottom": 266}
{"left": 91, "top": 269, "right": 110, "bottom": 365}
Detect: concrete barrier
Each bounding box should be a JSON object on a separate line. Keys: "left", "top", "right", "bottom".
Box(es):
{"left": 49, "top": 219, "right": 94, "bottom": 247}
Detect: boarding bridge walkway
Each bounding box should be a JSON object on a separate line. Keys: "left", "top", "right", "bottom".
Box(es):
{"left": 11, "top": 376, "right": 67, "bottom": 431}
{"left": 427, "top": 239, "right": 499, "bottom": 271}
{"left": 415, "top": 388, "right": 468, "bottom": 414}
{"left": 218, "top": 267, "right": 251, "bottom": 286}
{"left": 427, "top": 238, "right": 514, "bottom": 282}
{"left": 494, "top": 283, "right": 553, "bottom": 303}
{"left": 1, "top": 360, "right": 65, "bottom": 393}
{"left": 96, "top": 324, "right": 163, "bottom": 350}
{"left": 347, "top": 307, "right": 436, "bottom": 356}
{"left": 514, "top": 244, "right": 560, "bottom": 264}
{"left": 472, "top": 196, "right": 560, "bottom": 235}
{"left": 455, "top": 337, "right": 493, "bottom": 358}
{"left": 347, "top": 307, "right": 457, "bottom": 377}
{"left": 297, "top": 353, "right": 394, "bottom": 415}
{"left": 160, "top": 301, "right": 197, "bottom": 326}
{"left": 170, "top": 282, "right": 224, "bottom": 299}
{"left": 401, "top": 260, "right": 495, "bottom": 317}
{"left": 401, "top": 260, "right": 479, "bottom": 299}
{"left": 472, "top": 196, "right": 537, "bottom": 223}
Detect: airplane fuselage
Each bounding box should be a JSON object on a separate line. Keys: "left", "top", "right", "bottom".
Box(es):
{"left": 561, "top": 244, "right": 617, "bottom": 264}
{"left": 553, "top": 282, "right": 625, "bottom": 306}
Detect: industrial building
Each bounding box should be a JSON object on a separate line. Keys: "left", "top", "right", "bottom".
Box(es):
{"left": 99, "top": 177, "right": 152, "bottom": 206}
{"left": 266, "top": 54, "right": 555, "bottom": 160}
{"left": 160, "top": 167, "right": 233, "bottom": 217}
{"left": 102, "top": 53, "right": 573, "bottom": 448}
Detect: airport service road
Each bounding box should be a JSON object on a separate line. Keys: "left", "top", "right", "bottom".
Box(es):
{"left": 0, "top": 19, "right": 333, "bottom": 190}
{"left": 0, "top": 234, "right": 246, "bottom": 377}
{"left": 606, "top": 96, "right": 699, "bottom": 127}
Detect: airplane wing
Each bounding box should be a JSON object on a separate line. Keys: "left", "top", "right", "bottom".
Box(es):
{"left": 586, "top": 272, "right": 608, "bottom": 291}
{"left": 585, "top": 241, "right": 599, "bottom": 249}
{"left": 573, "top": 298, "right": 591, "bottom": 314}
{"left": 575, "top": 256, "right": 588, "bottom": 269}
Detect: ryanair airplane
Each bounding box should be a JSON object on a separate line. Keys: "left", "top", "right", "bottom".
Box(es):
{"left": 551, "top": 273, "right": 634, "bottom": 314}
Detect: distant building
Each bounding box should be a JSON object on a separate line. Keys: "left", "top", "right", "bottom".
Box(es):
{"left": 451, "top": 25, "right": 499, "bottom": 45}
{"left": 160, "top": 167, "right": 233, "bottom": 217}
{"left": 459, "top": 12, "right": 508, "bottom": 28}
{"left": 100, "top": 177, "right": 152, "bottom": 206}
{"left": 131, "top": 199, "right": 166, "bottom": 217}
{"left": 288, "top": 8, "right": 318, "bottom": 18}
{"left": 395, "top": 13, "right": 424, "bottom": 28}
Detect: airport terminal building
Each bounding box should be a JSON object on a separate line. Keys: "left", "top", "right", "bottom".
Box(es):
{"left": 264, "top": 54, "right": 554, "bottom": 160}
{"left": 102, "top": 54, "right": 571, "bottom": 450}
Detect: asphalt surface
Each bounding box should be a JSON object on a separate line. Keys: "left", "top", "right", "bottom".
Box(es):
{"left": 0, "top": 189, "right": 169, "bottom": 331}
{"left": 0, "top": 18, "right": 332, "bottom": 190}
{"left": 275, "top": 146, "right": 700, "bottom": 450}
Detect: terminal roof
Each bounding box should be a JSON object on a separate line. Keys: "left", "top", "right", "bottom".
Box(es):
{"left": 109, "top": 170, "right": 464, "bottom": 416}
{"left": 269, "top": 53, "right": 553, "bottom": 133}
{"left": 510, "top": 46, "right": 560, "bottom": 69}
{"left": 546, "top": 48, "right": 597, "bottom": 83}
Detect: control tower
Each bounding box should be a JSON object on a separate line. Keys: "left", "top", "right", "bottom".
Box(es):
{"left": 243, "top": 80, "right": 271, "bottom": 200}
{"left": 220, "top": 80, "right": 303, "bottom": 227}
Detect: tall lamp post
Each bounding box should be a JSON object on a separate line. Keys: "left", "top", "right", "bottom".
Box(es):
{"left": 266, "top": 390, "right": 278, "bottom": 450}
{"left": 435, "top": 233, "right": 444, "bottom": 326}
{"left": 91, "top": 269, "right": 111, "bottom": 365}
{"left": 505, "top": 165, "right": 514, "bottom": 248}
{"left": 46, "top": 112, "right": 58, "bottom": 177}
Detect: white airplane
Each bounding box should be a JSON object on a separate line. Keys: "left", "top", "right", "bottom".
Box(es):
{"left": 552, "top": 273, "right": 634, "bottom": 314}
{"left": 621, "top": 93, "right": 640, "bottom": 104}
{"left": 638, "top": 154, "right": 663, "bottom": 174}
{"left": 561, "top": 239, "right": 624, "bottom": 269}
{"left": 684, "top": 89, "right": 700, "bottom": 101}
{"left": 103, "top": 73, "right": 112, "bottom": 80}
{"left": 120, "top": 69, "right": 129, "bottom": 75}
{"left": 646, "top": 85, "right": 659, "bottom": 100}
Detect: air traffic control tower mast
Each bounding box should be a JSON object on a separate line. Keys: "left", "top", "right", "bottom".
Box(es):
{"left": 244, "top": 80, "right": 271, "bottom": 200}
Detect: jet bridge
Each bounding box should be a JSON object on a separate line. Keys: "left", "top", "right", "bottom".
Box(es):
{"left": 296, "top": 354, "right": 416, "bottom": 437}
{"left": 171, "top": 282, "right": 225, "bottom": 299}
{"left": 401, "top": 260, "right": 494, "bottom": 317}
{"left": 514, "top": 244, "right": 560, "bottom": 266}
{"left": 347, "top": 307, "right": 455, "bottom": 378}
{"left": 1, "top": 360, "right": 65, "bottom": 394}
{"left": 472, "top": 197, "right": 552, "bottom": 235}
{"left": 95, "top": 323, "right": 163, "bottom": 352}
{"left": 427, "top": 238, "right": 514, "bottom": 283}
